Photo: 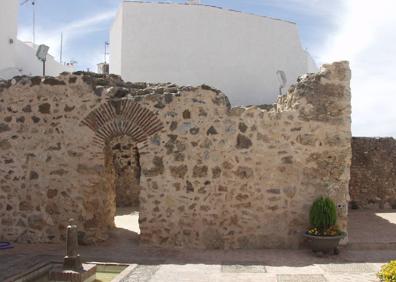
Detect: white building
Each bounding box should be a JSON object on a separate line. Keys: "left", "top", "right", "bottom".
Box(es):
{"left": 0, "top": 0, "right": 72, "bottom": 80}
{"left": 110, "top": 1, "right": 317, "bottom": 106}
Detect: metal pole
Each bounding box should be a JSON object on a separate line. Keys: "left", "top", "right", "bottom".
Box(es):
{"left": 32, "top": 1, "right": 36, "bottom": 45}
{"left": 104, "top": 41, "right": 110, "bottom": 64}
{"left": 42, "top": 60, "right": 45, "bottom": 76}
{"left": 104, "top": 42, "right": 107, "bottom": 64}
{"left": 60, "top": 32, "right": 63, "bottom": 64}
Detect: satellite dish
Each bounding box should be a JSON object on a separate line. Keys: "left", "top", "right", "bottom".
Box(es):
{"left": 36, "top": 44, "right": 49, "bottom": 61}
{"left": 276, "top": 70, "right": 287, "bottom": 95}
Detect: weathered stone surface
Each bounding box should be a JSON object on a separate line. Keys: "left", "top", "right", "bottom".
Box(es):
{"left": 29, "top": 171, "right": 39, "bottom": 180}
{"left": 43, "top": 77, "right": 66, "bottom": 86}
{"left": 190, "top": 127, "right": 200, "bottom": 135}
{"left": 22, "top": 105, "right": 32, "bottom": 112}
{"left": 350, "top": 137, "right": 396, "bottom": 209}
{"left": 0, "top": 123, "right": 10, "bottom": 133}
{"left": 238, "top": 122, "right": 248, "bottom": 133}
{"left": 193, "top": 165, "right": 208, "bottom": 178}
{"left": 143, "top": 156, "right": 164, "bottom": 177}
{"left": 234, "top": 166, "right": 253, "bottom": 179}
{"left": 38, "top": 103, "right": 51, "bottom": 114}
{"left": 207, "top": 126, "right": 218, "bottom": 135}
{"left": 0, "top": 62, "right": 351, "bottom": 250}
{"left": 110, "top": 137, "right": 141, "bottom": 208}
{"left": 170, "top": 165, "right": 188, "bottom": 179}
{"left": 182, "top": 110, "right": 191, "bottom": 119}
{"left": 236, "top": 134, "right": 252, "bottom": 149}
{"left": 0, "top": 139, "right": 11, "bottom": 150}
{"left": 212, "top": 167, "right": 222, "bottom": 178}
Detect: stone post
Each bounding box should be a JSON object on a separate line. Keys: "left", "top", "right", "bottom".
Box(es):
{"left": 63, "top": 219, "right": 83, "bottom": 271}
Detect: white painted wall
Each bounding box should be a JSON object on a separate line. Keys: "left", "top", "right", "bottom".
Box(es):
{"left": 14, "top": 41, "right": 73, "bottom": 77}
{"left": 110, "top": 5, "right": 124, "bottom": 75}
{"left": 0, "top": 0, "right": 18, "bottom": 73}
{"left": 110, "top": 2, "right": 318, "bottom": 106}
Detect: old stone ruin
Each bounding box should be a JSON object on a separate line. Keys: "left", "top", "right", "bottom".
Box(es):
{"left": 350, "top": 137, "right": 396, "bottom": 210}
{"left": 0, "top": 61, "right": 352, "bottom": 249}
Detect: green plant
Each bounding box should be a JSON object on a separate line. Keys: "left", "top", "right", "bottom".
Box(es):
{"left": 309, "top": 197, "right": 337, "bottom": 233}
{"left": 378, "top": 261, "right": 396, "bottom": 282}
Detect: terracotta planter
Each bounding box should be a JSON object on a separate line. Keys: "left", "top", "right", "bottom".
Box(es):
{"left": 304, "top": 232, "right": 346, "bottom": 255}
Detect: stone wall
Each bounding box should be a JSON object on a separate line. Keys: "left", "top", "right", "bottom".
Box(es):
{"left": 111, "top": 136, "right": 141, "bottom": 207}
{"left": 350, "top": 137, "right": 396, "bottom": 209}
{"left": 0, "top": 61, "right": 352, "bottom": 248}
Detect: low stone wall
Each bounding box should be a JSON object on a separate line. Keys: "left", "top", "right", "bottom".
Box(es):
{"left": 0, "top": 61, "right": 352, "bottom": 249}
{"left": 350, "top": 137, "right": 396, "bottom": 209}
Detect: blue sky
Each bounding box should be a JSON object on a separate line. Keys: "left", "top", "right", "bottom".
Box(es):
{"left": 18, "top": 0, "right": 396, "bottom": 137}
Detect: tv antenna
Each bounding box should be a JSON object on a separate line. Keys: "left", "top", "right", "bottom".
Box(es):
{"left": 276, "top": 70, "right": 287, "bottom": 96}
{"left": 104, "top": 41, "right": 110, "bottom": 64}
{"left": 60, "top": 32, "right": 63, "bottom": 64}
{"left": 20, "top": 0, "right": 37, "bottom": 45}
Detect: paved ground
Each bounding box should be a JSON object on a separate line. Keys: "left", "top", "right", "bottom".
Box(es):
{"left": 348, "top": 210, "right": 396, "bottom": 249}
{"left": 1, "top": 209, "right": 395, "bottom": 282}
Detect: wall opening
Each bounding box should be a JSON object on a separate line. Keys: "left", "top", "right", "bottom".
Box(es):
{"left": 105, "top": 136, "right": 141, "bottom": 236}
{"left": 111, "top": 136, "right": 141, "bottom": 209}
{"left": 81, "top": 99, "right": 164, "bottom": 242}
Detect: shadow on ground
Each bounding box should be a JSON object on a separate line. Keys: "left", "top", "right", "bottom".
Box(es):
{"left": 1, "top": 209, "right": 396, "bottom": 281}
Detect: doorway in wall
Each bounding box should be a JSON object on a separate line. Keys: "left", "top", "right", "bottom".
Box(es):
{"left": 110, "top": 136, "right": 141, "bottom": 234}
{"left": 82, "top": 99, "right": 164, "bottom": 243}
{"left": 109, "top": 136, "right": 141, "bottom": 235}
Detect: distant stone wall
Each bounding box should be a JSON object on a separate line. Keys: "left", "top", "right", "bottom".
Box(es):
{"left": 350, "top": 137, "right": 396, "bottom": 209}
{"left": 111, "top": 136, "right": 141, "bottom": 207}
{"left": 0, "top": 61, "right": 352, "bottom": 249}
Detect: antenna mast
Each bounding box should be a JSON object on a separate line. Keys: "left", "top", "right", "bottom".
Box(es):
{"left": 60, "top": 32, "right": 63, "bottom": 63}
{"left": 104, "top": 41, "right": 109, "bottom": 64}
{"left": 32, "top": 0, "right": 36, "bottom": 45}
{"left": 20, "top": 0, "right": 37, "bottom": 45}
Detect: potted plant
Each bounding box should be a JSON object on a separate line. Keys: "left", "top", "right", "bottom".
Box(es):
{"left": 378, "top": 260, "right": 396, "bottom": 282}
{"left": 304, "top": 197, "right": 346, "bottom": 255}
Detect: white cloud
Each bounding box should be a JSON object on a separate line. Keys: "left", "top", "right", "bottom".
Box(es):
{"left": 320, "top": 0, "right": 396, "bottom": 137}
{"left": 18, "top": 10, "right": 116, "bottom": 67}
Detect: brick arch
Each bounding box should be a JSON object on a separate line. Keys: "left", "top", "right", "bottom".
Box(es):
{"left": 81, "top": 99, "right": 164, "bottom": 146}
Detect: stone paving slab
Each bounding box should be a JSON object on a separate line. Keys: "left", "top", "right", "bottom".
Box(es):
{"left": 277, "top": 274, "right": 327, "bottom": 282}
{"left": 325, "top": 273, "right": 379, "bottom": 282}
{"left": 266, "top": 265, "right": 324, "bottom": 274}
{"left": 319, "top": 263, "right": 377, "bottom": 273}
{"left": 150, "top": 271, "right": 278, "bottom": 282}
{"left": 120, "top": 264, "right": 161, "bottom": 282}
{"left": 221, "top": 264, "right": 267, "bottom": 273}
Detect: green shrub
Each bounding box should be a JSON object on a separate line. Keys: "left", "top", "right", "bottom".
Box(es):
{"left": 309, "top": 197, "right": 337, "bottom": 232}
{"left": 378, "top": 261, "right": 396, "bottom": 282}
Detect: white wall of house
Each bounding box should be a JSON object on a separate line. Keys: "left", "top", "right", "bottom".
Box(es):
{"left": 0, "top": 0, "right": 18, "bottom": 73}
{"left": 14, "top": 41, "right": 73, "bottom": 77}
{"left": 110, "top": 2, "right": 318, "bottom": 106}
{"left": 110, "top": 5, "right": 124, "bottom": 76}
{"left": 0, "top": 0, "right": 73, "bottom": 80}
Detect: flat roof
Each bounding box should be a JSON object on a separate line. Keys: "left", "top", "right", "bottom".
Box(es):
{"left": 122, "top": 1, "right": 296, "bottom": 25}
